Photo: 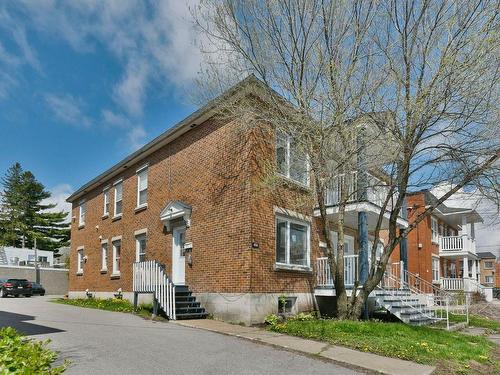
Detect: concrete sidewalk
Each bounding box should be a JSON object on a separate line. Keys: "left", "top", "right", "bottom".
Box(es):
{"left": 175, "top": 319, "right": 435, "bottom": 375}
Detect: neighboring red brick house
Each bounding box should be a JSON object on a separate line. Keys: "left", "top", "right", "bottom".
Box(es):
{"left": 405, "top": 191, "right": 485, "bottom": 292}
{"left": 477, "top": 252, "right": 496, "bottom": 287}
{"left": 67, "top": 77, "right": 407, "bottom": 323}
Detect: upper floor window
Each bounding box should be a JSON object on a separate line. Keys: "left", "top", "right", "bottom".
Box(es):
{"left": 485, "top": 275, "right": 494, "bottom": 284}
{"left": 78, "top": 201, "right": 86, "bottom": 227}
{"left": 276, "top": 132, "right": 309, "bottom": 186}
{"left": 137, "top": 166, "right": 148, "bottom": 208}
{"left": 276, "top": 215, "right": 310, "bottom": 267}
{"left": 431, "top": 217, "right": 439, "bottom": 243}
{"left": 114, "top": 180, "right": 123, "bottom": 217}
{"left": 484, "top": 261, "right": 494, "bottom": 269}
{"left": 103, "top": 188, "right": 110, "bottom": 216}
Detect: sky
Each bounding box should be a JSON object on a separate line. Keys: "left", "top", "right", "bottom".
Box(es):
{"left": 0, "top": 1, "right": 498, "bottom": 257}
{"left": 0, "top": 0, "right": 200, "bottom": 214}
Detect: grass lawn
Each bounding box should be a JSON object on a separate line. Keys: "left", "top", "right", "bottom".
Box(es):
{"left": 449, "top": 313, "right": 500, "bottom": 333}
{"left": 52, "top": 298, "right": 159, "bottom": 320}
{"left": 269, "top": 319, "right": 499, "bottom": 374}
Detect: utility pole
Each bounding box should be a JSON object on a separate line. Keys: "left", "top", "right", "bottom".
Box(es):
{"left": 34, "top": 237, "right": 40, "bottom": 284}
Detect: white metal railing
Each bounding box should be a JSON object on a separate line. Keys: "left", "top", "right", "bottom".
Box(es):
{"left": 133, "top": 260, "right": 176, "bottom": 319}
{"left": 439, "top": 235, "right": 476, "bottom": 254}
{"left": 324, "top": 171, "right": 397, "bottom": 211}
{"left": 441, "top": 277, "right": 464, "bottom": 291}
{"left": 316, "top": 255, "right": 359, "bottom": 287}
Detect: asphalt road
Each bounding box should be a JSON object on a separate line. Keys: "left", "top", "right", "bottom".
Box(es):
{"left": 0, "top": 296, "right": 360, "bottom": 375}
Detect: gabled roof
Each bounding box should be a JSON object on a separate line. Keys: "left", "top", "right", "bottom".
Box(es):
{"left": 67, "top": 75, "right": 266, "bottom": 203}
{"left": 477, "top": 251, "right": 496, "bottom": 259}
{"left": 407, "top": 190, "right": 483, "bottom": 225}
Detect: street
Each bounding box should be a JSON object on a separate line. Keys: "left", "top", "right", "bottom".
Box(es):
{"left": 0, "top": 296, "right": 360, "bottom": 375}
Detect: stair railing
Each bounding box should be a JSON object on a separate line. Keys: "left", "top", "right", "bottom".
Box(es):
{"left": 403, "top": 269, "right": 469, "bottom": 324}
{"left": 133, "top": 260, "right": 176, "bottom": 320}
{"left": 378, "top": 271, "right": 439, "bottom": 322}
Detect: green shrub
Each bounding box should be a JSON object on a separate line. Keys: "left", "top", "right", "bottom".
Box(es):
{"left": 288, "top": 312, "right": 316, "bottom": 322}
{"left": 0, "top": 327, "right": 67, "bottom": 374}
{"left": 264, "top": 314, "right": 279, "bottom": 326}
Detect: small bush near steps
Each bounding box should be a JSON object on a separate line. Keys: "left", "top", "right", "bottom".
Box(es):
{"left": 0, "top": 327, "right": 67, "bottom": 374}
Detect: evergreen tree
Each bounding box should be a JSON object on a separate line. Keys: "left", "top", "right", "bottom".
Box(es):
{"left": 0, "top": 163, "right": 70, "bottom": 252}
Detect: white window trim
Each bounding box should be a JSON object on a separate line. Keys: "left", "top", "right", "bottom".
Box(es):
{"left": 431, "top": 216, "right": 439, "bottom": 244}
{"left": 111, "top": 239, "right": 121, "bottom": 277}
{"left": 78, "top": 201, "right": 86, "bottom": 228}
{"left": 136, "top": 166, "right": 148, "bottom": 209}
{"left": 101, "top": 240, "right": 108, "bottom": 272}
{"left": 276, "top": 132, "right": 310, "bottom": 187}
{"left": 113, "top": 179, "right": 123, "bottom": 219}
{"left": 275, "top": 214, "right": 311, "bottom": 270}
{"left": 76, "top": 246, "right": 84, "bottom": 275}
{"left": 135, "top": 232, "right": 147, "bottom": 262}
{"left": 432, "top": 256, "right": 440, "bottom": 282}
{"left": 103, "top": 187, "right": 110, "bottom": 217}
{"left": 331, "top": 231, "right": 355, "bottom": 255}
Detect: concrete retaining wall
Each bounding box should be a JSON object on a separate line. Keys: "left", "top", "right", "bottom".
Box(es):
{"left": 0, "top": 265, "right": 68, "bottom": 295}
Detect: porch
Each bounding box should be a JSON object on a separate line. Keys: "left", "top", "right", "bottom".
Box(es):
{"left": 439, "top": 234, "right": 477, "bottom": 257}
{"left": 314, "top": 171, "right": 408, "bottom": 230}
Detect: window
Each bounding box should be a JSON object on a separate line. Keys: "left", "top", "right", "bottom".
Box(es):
{"left": 77, "top": 247, "right": 84, "bottom": 274}
{"left": 112, "top": 240, "right": 121, "bottom": 275}
{"left": 276, "top": 132, "right": 309, "bottom": 186}
{"left": 103, "top": 188, "right": 110, "bottom": 216}
{"left": 114, "top": 181, "right": 123, "bottom": 217}
{"left": 431, "top": 217, "right": 439, "bottom": 243}
{"left": 485, "top": 276, "right": 494, "bottom": 284}
{"left": 136, "top": 234, "right": 147, "bottom": 262}
{"left": 484, "top": 261, "right": 494, "bottom": 269}
{"left": 276, "top": 216, "right": 310, "bottom": 267}
{"left": 78, "top": 201, "right": 86, "bottom": 227}
{"left": 432, "top": 257, "right": 440, "bottom": 282}
{"left": 101, "top": 242, "right": 108, "bottom": 271}
{"left": 331, "top": 232, "right": 355, "bottom": 255}
{"left": 136, "top": 167, "right": 148, "bottom": 207}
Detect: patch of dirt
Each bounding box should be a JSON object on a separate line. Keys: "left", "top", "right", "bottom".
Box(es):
{"left": 470, "top": 302, "right": 500, "bottom": 322}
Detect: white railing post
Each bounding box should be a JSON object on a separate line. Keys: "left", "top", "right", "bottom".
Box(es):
{"left": 399, "top": 261, "right": 404, "bottom": 289}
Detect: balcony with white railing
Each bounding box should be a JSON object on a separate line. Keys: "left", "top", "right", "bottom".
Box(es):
{"left": 316, "top": 255, "right": 359, "bottom": 288}
{"left": 439, "top": 235, "right": 477, "bottom": 257}
{"left": 317, "top": 171, "right": 408, "bottom": 230}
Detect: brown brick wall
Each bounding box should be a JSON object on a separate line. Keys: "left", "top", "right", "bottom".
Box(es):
{"left": 69, "top": 117, "right": 318, "bottom": 295}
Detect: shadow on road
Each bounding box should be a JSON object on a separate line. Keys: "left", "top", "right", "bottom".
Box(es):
{"left": 0, "top": 310, "right": 64, "bottom": 336}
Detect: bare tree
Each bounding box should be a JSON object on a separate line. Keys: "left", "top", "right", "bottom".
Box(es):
{"left": 193, "top": 0, "right": 500, "bottom": 319}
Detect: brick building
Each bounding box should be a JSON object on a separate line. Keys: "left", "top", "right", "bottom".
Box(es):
{"left": 477, "top": 252, "right": 496, "bottom": 287}
{"left": 67, "top": 77, "right": 407, "bottom": 324}
{"left": 405, "top": 191, "right": 487, "bottom": 293}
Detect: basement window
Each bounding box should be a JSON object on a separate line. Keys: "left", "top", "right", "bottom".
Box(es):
{"left": 278, "top": 296, "right": 296, "bottom": 314}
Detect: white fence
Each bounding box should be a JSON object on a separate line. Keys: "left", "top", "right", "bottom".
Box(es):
{"left": 133, "top": 261, "right": 176, "bottom": 319}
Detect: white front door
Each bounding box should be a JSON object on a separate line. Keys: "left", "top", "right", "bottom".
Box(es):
{"left": 172, "top": 227, "right": 186, "bottom": 284}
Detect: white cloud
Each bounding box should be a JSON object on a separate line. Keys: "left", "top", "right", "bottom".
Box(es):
{"left": 101, "top": 109, "right": 131, "bottom": 128}
{"left": 126, "top": 126, "right": 147, "bottom": 152}
{"left": 45, "top": 94, "right": 92, "bottom": 127}
{"left": 43, "top": 183, "right": 73, "bottom": 221}
{"left": 431, "top": 184, "right": 500, "bottom": 257}
{"left": 3, "top": 0, "right": 202, "bottom": 117}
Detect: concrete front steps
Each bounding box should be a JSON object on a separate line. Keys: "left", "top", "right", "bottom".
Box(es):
{"left": 374, "top": 289, "right": 440, "bottom": 326}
